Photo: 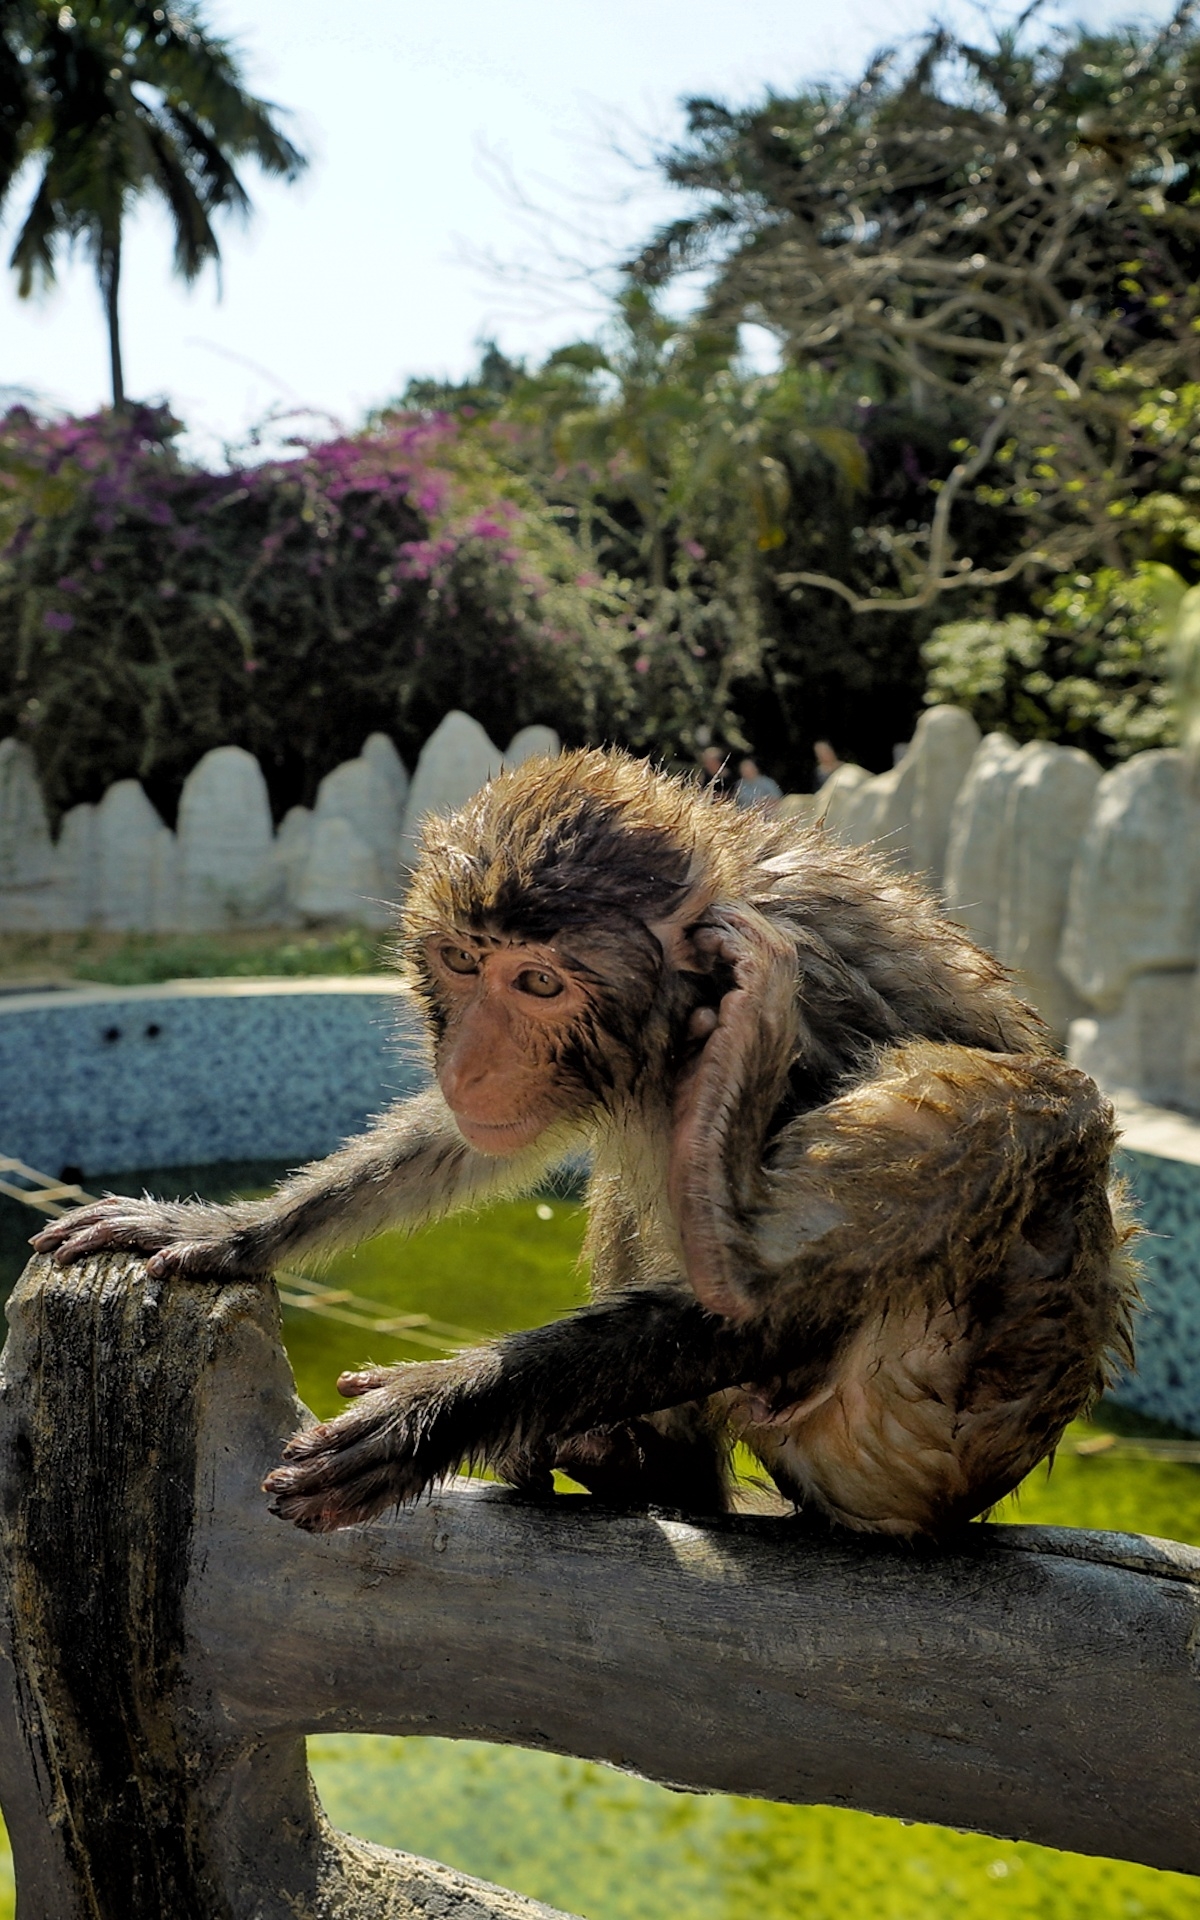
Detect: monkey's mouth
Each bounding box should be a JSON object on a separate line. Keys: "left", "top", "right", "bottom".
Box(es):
{"left": 453, "top": 1111, "right": 550, "bottom": 1154}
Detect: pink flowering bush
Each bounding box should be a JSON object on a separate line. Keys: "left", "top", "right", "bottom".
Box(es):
{"left": 0, "top": 406, "right": 631, "bottom": 823}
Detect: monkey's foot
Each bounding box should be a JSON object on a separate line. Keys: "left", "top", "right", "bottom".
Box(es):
{"left": 29, "top": 1197, "right": 256, "bottom": 1279}
{"left": 264, "top": 1361, "right": 471, "bottom": 1531}
{"left": 553, "top": 1421, "right": 730, "bottom": 1512}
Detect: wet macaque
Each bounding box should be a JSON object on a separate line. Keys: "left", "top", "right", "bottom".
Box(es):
{"left": 34, "top": 750, "right": 1138, "bottom": 1537}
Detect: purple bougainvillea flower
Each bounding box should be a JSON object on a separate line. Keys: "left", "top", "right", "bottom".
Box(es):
{"left": 43, "top": 609, "right": 75, "bottom": 632}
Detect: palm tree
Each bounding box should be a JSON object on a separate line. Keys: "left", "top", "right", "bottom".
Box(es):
{"left": 0, "top": 8, "right": 35, "bottom": 203}
{"left": 1, "top": 1, "right": 307, "bottom": 407}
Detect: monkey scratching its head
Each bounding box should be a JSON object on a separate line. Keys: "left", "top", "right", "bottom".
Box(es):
{"left": 33, "top": 746, "right": 1138, "bottom": 1539}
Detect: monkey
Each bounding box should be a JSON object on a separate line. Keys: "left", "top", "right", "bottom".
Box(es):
{"left": 32, "top": 747, "right": 1138, "bottom": 1538}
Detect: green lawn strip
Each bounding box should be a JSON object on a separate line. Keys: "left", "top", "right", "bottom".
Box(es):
{"left": 0, "top": 925, "right": 388, "bottom": 985}
{"left": 71, "top": 927, "right": 385, "bottom": 983}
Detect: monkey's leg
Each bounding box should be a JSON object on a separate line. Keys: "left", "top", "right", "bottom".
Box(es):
{"left": 550, "top": 1403, "right": 732, "bottom": 1512}
{"left": 30, "top": 1087, "right": 565, "bottom": 1278}
{"left": 263, "top": 1287, "right": 770, "bottom": 1531}
{"left": 733, "top": 1044, "right": 1134, "bottom": 1534}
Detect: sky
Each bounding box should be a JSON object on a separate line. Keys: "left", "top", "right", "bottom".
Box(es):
{"left": 0, "top": 0, "right": 1156, "bottom": 458}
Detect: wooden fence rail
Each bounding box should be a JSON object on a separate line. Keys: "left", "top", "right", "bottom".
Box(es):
{"left": 0, "top": 1249, "right": 1196, "bottom": 1919}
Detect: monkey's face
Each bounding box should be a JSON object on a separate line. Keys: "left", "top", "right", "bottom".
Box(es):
{"left": 426, "top": 934, "right": 619, "bottom": 1154}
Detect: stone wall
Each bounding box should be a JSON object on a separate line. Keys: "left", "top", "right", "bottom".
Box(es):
{"left": 818, "top": 707, "right": 1200, "bottom": 1115}
{"left": 0, "top": 712, "right": 560, "bottom": 935}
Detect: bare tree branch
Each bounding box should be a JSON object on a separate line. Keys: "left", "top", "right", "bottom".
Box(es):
{"left": 779, "top": 409, "right": 1047, "bottom": 613}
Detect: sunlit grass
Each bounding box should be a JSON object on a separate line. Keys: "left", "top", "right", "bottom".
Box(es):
{"left": 0, "top": 924, "right": 387, "bottom": 986}
{"left": 309, "top": 1736, "right": 1198, "bottom": 1920}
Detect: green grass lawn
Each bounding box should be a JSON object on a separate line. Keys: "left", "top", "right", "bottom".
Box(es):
{"left": 0, "top": 924, "right": 388, "bottom": 986}
{"left": 1, "top": 1192, "right": 1197, "bottom": 1919}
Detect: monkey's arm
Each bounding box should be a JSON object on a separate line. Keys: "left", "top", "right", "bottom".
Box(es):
{"left": 263, "top": 1286, "right": 789, "bottom": 1531}
{"left": 669, "top": 906, "right": 801, "bottom": 1319}
{"left": 30, "top": 1086, "right": 566, "bottom": 1278}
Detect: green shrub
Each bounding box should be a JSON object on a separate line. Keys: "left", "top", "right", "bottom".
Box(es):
{"left": 0, "top": 406, "right": 632, "bottom": 825}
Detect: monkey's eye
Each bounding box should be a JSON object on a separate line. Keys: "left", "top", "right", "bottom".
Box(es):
{"left": 440, "top": 945, "right": 480, "bottom": 975}
{"left": 514, "top": 968, "right": 563, "bottom": 999}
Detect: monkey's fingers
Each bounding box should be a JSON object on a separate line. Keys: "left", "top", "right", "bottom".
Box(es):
{"left": 143, "top": 1242, "right": 240, "bottom": 1280}
{"left": 264, "top": 1377, "right": 461, "bottom": 1529}
{"left": 31, "top": 1200, "right": 260, "bottom": 1282}
{"left": 694, "top": 907, "right": 795, "bottom": 997}
{"left": 264, "top": 1451, "right": 411, "bottom": 1533}
{"left": 30, "top": 1199, "right": 120, "bottom": 1254}
{"left": 337, "top": 1367, "right": 390, "bottom": 1398}
{"left": 264, "top": 1409, "right": 414, "bottom": 1532}
{"left": 690, "top": 920, "right": 745, "bottom": 971}
{"left": 31, "top": 1197, "right": 171, "bottom": 1266}
{"left": 686, "top": 1006, "right": 720, "bottom": 1044}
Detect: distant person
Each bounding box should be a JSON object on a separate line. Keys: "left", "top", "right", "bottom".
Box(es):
{"left": 813, "top": 739, "right": 843, "bottom": 789}
{"left": 735, "top": 755, "right": 782, "bottom": 812}
{"left": 698, "top": 743, "right": 736, "bottom": 798}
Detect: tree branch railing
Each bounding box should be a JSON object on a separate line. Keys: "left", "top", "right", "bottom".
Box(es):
{"left": 0, "top": 1248, "right": 1197, "bottom": 1919}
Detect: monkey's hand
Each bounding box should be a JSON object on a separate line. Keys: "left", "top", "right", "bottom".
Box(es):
{"left": 264, "top": 1288, "right": 765, "bottom": 1530}
{"left": 29, "top": 1196, "right": 262, "bottom": 1279}
{"left": 669, "top": 907, "right": 798, "bottom": 1321}
{"left": 263, "top": 1359, "right": 483, "bottom": 1531}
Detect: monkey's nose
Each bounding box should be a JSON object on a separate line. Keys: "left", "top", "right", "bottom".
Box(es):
{"left": 437, "top": 1058, "right": 487, "bottom": 1107}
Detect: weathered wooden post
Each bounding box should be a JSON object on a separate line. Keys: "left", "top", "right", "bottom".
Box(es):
{"left": 0, "top": 1254, "right": 572, "bottom": 1919}
{"left": 0, "top": 1248, "right": 1198, "bottom": 1920}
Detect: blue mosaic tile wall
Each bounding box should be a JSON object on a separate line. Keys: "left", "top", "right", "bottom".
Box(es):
{"left": 0, "top": 981, "right": 425, "bottom": 1178}
{"left": 1112, "top": 1146, "right": 1200, "bottom": 1433}
{"left": 5, "top": 981, "right": 1200, "bottom": 1432}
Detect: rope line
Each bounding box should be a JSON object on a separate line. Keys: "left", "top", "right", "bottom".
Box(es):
{"left": 0, "top": 1156, "right": 91, "bottom": 1217}
{"left": 0, "top": 1151, "right": 483, "bottom": 1351}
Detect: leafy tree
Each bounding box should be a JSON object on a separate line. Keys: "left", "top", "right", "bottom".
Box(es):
{"left": 0, "top": 7, "right": 34, "bottom": 198}
{"left": 922, "top": 373, "right": 1200, "bottom": 759}
{"left": 0, "top": 0, "right": 306, "bottom": 406}
{"left": 0, "top": 405, "right": 632, "bottom": 822}
{"left": 397, "top": 12, "right": 1200, "bottom": 776}
{"left": 631, "top": 7, "right": 1200, "bottom": 615}
{"left": 396, "top": 298, "right": 896, "bottom": 780}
